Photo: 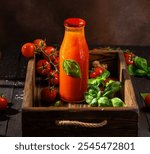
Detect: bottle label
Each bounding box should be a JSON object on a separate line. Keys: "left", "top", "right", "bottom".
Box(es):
{"left": 63, "top": 59, "right": 81, "bottom": 78}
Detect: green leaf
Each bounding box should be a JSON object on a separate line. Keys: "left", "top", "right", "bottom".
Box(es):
{"left": 90, "top": 98, "right": 98, "bottom": 106}
{"left": 63, "top": 59, "right": 81, "bottom": 78}
{"left": 111, "top": 97, "right": 125, "bottom": 107}
{"left": 102, "top": 90, "right": 114, "bottom": 98}
{"left": 133, "top": 56, "right": 148, "bottom": 72}
{"left": 102, "top": 81, "right": 121, "bottom": 98}
{"left": 85, "top": 93, "right": 94, "bottom": 104}
{"left": 88, "top": 89, "right": 97, "bottom": 97}
{"left": 147, "top": 67, "right": 150, "bottom": 73}
{"left": 140, "top": 93, "right": 148, "bottom": 100}
{"left": 127, "top": 64, "right": 136, "bottom": 75}
{"left": 88, "top": 70, "right": 110, "bottom": 86}
{"left": 135, "top": 69, "right": 147, "bottom": 76}
{"left": 54, "top": 100, "right": 63, "bottom": 107}
{"left": 98, "top": 97, "right": 112, "bottom": 107}
{"left": 147, "top": 67, "right": 150, "bottom": 79}
{"left": 97, "top": 70, "right": 110, "bottom": 80}
{"left": 88, "top": 78, "right": 102, "bottom": 86}
{"left": 88, "top": 84, "right": 99, "bottom": 93}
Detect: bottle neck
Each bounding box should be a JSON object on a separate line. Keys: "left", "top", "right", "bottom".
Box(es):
{"left": 64, "top": 26, "right": 85, "bottom": 36}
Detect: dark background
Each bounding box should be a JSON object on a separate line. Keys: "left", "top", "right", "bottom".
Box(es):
{"left": 0, "top": 0, "right": 150, "bottom": 48}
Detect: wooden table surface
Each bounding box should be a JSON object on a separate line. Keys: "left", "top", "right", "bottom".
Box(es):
{"left": 0, "top": 45, "right": 150, "bottom": 137}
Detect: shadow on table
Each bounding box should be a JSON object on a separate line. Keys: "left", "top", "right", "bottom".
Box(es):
{"left": 0, "top": 108, "right": 19, "bottom": 121}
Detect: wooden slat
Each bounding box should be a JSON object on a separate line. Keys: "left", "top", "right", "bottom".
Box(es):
{"left": 130, "top": 76, "right": 150, "bottom": 136}
{"left": 0, "top": 85, "right": 14, "bottom": 136}
{"left": 22, "top": 59, "right": 34, "bottom": 108}
{"left": 5, "top": 87, "right": 23, "bottom": 137}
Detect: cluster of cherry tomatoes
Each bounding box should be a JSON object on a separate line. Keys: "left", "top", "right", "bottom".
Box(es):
{"left": 90, "top": 66, "right": 105, "bottom": 78}
{"left": 124, "top": 51, "right": 135, "bottom": 65}
{"left": 21, "top": 39, "right": 59, "bottom": 104}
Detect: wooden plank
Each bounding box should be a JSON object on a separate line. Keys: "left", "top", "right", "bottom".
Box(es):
{"left": 5, "top": 87, "right": 23, "bottom": 137}
{"left": 0, "top": 84, "right": 14, "bottom": 136}
{"left": 4, "top": 51, "right": 27, "bottom": 136}
{"left": 130, "top": 76, "right": 150, "bottom": 136}
{"left": 22, "top": 59, "right": 34, "bottom": 108}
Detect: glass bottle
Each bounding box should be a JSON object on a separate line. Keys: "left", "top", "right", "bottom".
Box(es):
{"left": 59, "top": 18, "right": 89, "bottom": 103}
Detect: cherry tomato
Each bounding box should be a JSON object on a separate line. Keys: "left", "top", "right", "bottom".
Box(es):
{"left": 90, "top": 71, "right": 97, "bottom": 78}
{"left": 48, "top": 70, "right": 59, "bottom": 85}
{"left": 53, "top": 57, "right": 59, "bottom": 70}
{"left": 42, "top": 46, "right": 57, "bottom": 61}
{"left": 124, "top": 52, "right": 134, "bottom": 65}
{"left": 94, "top": 66, "right": 105, "bottom": 76}
{"left": 36, "top": 59, "right": 51, "bottom": 76}
{"left": 21, "top": 42, "right": 35, "bottom": 58}
{"left": 41, "top": 87, "right": 57, "bottom": 103}
{"left": 48, "top": 70, "right": 59, "bottom": 78}
{"left": 49, "top": 70, "right": 56, "bottom": 76}
{"left": 144, "top": 94, "right": 150, "bottom": 108}
{"left": 54, "top": 57, "right": 59, "bottom": 65}
{"left": 33, "top": 39, "right": 46, "bottom": 48}
{"left": 0, "top": 96, "right": 8, "bottom": 110}
{"left": 50, "top": 77, "right": 59, "bottom": 85}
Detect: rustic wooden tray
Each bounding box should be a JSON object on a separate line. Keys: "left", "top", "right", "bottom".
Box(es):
{"left": 22, "top": 49, "right": 139, "bottom": 137}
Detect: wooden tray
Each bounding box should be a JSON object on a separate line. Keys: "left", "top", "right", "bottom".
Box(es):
{"left": 22, "top": 49, "right": 139, "bottom": 137}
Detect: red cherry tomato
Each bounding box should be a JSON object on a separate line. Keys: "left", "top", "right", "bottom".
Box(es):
{"left": 90, "top": 71, "right": 97, "bottom": 78}
{"left": 36, "top": 59, "right": 51, "bottom": 76}
{"left": 144, "top": 94, "right": 150, "bottom": 108}
{"left": 33, "top": 39, "right": 46, "bottom": 48}
{"left": 42, "top": 46, "right": 57, "bottom": 61}
{"left": 94, "top": 67, "right": 105, "bottom": 76}
{"left": 48, "top": 70, "right": 59, "bottom": 85}
{"left": 54, "top": 57, "right": 59, "bottom": 65}
{"left": 124, "top": 52, "right": 134, "bottom": 65}
{"left": 50, "top": 77, "right": 59, "bottom": 85}
{"left": 49, "top": 70, "right": 59, "bottom": 78}
{"left": 0, "top": 96, "right": 8, "bottom": 110}
{"left": 53, "top": 57, "right": 59, "bottom": 70}
{"left": 21, "top": 42, "right": 35, "bottom": 58}
{"left": 41, "top": 87, "right": 57, "bottom": 103}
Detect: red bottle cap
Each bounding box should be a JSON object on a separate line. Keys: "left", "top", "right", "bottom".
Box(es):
{"left": 64, "top": 18, "right": 86, "bottom": 27}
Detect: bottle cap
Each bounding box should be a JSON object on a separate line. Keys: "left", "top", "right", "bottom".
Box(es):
{"left": 64, "top": 18, "right": 86, "bottom": 27}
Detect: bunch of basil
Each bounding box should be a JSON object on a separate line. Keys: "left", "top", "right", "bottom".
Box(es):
{"left": 85, "top": 70, "right": 125, "bottom": 107}
{"left": 128, "top": 56, "right": 150, "bottom": 78}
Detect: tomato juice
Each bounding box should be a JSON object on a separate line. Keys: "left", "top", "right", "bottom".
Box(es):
{"left": 59, "top": 18, "right": 89, "bottom": 103}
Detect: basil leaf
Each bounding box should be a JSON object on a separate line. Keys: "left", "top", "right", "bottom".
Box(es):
{"left": 88, "top": 78, "right": 102, "bottom": 85}
{"left": 102, "top": 81, "right": 121, "bottom": 98}
{"left": 63, "top": 59, "right": 81, "bottom": 78}
{"left": 111, "top": 97, "right": 125, "bottom": 107}
{"left": 97, "top": 70, "right": 110, "bottom": 79}
{"left": 85, "top": 93, "right": 94, "bottom": 104}
{"left": 88, "top": 70, "right": 110, "bottom": 86}
{"left": 102, "top": 90, "right": 114, "bottom": 98}
{"left": 135, "top": 69, "right": 147, "bottom": 76}
{"left": 90, "top": 98, "right": 98, "bottom": 107}
{"left": 133, "top": 56, "right": 148, "bottom": 72}
{"left": 98, "top": 97, "right": 112, "bottom": 107}
{"left": 127, "top": 64, "right": 136, "bottom": 75}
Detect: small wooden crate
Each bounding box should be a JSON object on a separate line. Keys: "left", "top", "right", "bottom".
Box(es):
{"left": 22, "top": 49, "right": 139, "bottom": 137}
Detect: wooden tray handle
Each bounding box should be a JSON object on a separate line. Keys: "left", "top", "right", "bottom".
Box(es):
{"left": 55, "top": 120, "right": 107, "bottom": 128}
